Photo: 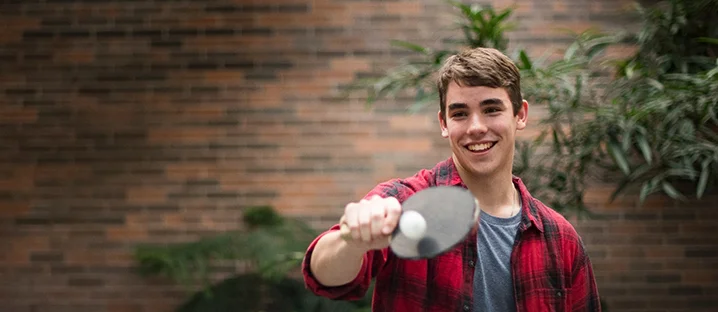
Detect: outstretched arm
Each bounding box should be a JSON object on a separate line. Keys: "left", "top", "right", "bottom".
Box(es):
{"left": 308, "top": 229, "right": 369, "bottom": 287}
{"left": 302, "top": 195, "right": 402, "bottom": 300}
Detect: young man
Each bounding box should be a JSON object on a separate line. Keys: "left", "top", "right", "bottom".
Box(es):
{"left": 301, "top": 47, "right": 601, "bottom": 311}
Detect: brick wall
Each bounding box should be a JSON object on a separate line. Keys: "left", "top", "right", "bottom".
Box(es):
{"left": 577, "top": 187, "right": 718, "bottom": 311}
{"left": 0, "top": 0, "right": 715, "bottom": 311}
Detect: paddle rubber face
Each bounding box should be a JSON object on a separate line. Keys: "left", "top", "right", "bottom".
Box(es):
{"left": 390, "top": 186, "right": 479, "bottom": 260}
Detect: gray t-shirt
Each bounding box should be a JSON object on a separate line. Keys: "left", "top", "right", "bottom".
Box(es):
{"left": 473, "top": 197, "right": 522, "bottom": 312}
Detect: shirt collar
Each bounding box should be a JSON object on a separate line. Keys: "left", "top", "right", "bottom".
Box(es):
{"left": 514, "top": 175, "right": 544, "bottom": 233}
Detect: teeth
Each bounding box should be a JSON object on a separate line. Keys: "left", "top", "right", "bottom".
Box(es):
{"left": 468, "top": 143, "right": 493, "bottom": 152}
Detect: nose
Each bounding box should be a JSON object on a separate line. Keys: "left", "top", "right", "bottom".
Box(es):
{"left": 467, "top": 114, "right": 487, "bottom": 134}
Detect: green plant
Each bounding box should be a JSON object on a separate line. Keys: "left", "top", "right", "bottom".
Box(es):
{"left": 619, "top": 0, "right": 718, "bottom": 76}
{"left": 517, "top": 0, "right": 718, "bottom": 207}
{"left": 512, "top": 30, "right": 628, "bottom": 214}
{"left": 347, "top": 0, "right": 516, "bottom": 112}
{"left": 135, "top": 206, "right": 314, "bottom": 286}
{"left": 602, "top": 64, "right": 718, "bottom": 201}
{"left": 603, "top": 0, "right": 718, "bottom": 201}
{"left": 349, "top": 0, "right": 718, "bottom": 212}
{"left": 134, "top": 206, "right": 372, "bottom": 312}
{"left": 176, "top": 274, "right": 371, "bottom": 312}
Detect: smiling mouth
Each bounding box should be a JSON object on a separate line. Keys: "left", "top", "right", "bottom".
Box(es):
{"left": 466, "top": 142, "right": 496, "bottom": 152}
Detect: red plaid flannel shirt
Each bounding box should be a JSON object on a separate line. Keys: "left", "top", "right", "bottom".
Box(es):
{"left": 302, "top": 157, "right": 601, "bottom": 312}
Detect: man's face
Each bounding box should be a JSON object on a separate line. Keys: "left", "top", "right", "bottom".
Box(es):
{"left": 438, "top": 82, "right": 528, "bottom": 179}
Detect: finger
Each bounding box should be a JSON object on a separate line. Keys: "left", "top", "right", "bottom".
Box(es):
{"left": 338, "top": 215, "right": 354, "bottom": 240}
{"left": 370, "top": 202, "right": 385, "bottom": 240}
{"left": 338, "top": 215, "right": 349, "bottom": 238}
{"left": 358, "top": 202, "right": 373, "bottom": 242}
{"left": 382, "top": 197, "right": 402, "bottom": 235}
{"left": 344, "top": 203, "right": 361, "bottom": 241}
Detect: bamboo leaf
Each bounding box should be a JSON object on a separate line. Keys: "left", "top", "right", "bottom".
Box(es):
{"left": 636, "top": 133, "right": 653, "bottom": 165}
{"left": 495, "top": 7, "right": 514, "bottom": 22}
{"left": 608, "top": 139, "right": 631, "bottom": 175}
{"left": 622, "top": 126, "right": 632, "bottom": 152}
{"left": 518, "top": 50, "right": 533, "bottom": 70}
{"left": 661, "top": 181, "right": 685, "bottom": 200}
{"left": 639, "top": 181, "right": 653, "bottom": 203}
{"left": 697, "top": 158, "right": 710, "bottom": 198}
{"left": 564, "top": 41, "right": 580, "bottom": 61}
{"left": 390, "top": 40, "right": 428, "bottom": 54}
{"left": 707, "top": 63, "right": 718, "bottom": 78}
{"left": 697, "top": 37, "right": 718, "bottom": 45}
{"left": 646, "top": 78, "right": 664, "bottom": 90}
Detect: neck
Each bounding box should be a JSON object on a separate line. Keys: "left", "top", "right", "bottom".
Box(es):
{"left": 453, "top": 157, "right": 518, "bottom": 218}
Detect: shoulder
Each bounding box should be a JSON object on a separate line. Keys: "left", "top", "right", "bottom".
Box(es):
{"left": 531, "top": 198, "right": 582, "bottom": 240}
{"left": 534, "top": 200, "right": 577, "bottom": 233}
{"left": 514, "top": 176, "right": 580, "bottom": 240}
{"left": 364, "top": 159, "right": 451, "bottom": 202}
{"left": 530, "top": 198, "right": 589, "bottom": 262}
{"left": 365, "top": 169, "right": 433, "bottom": 202}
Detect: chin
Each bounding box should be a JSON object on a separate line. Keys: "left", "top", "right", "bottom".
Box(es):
{"left": 457, "top": 159, "right": 496, "bottom": 177}
{"left": 467, "top": 166, "right": 497, "bottom": 178}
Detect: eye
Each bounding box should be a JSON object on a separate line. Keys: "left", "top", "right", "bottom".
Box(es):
{"left": 484, "top": 107, "right": 501, "bottom": 114}
{"left": 451, "top": 111, "right": 467, "bottom": 118}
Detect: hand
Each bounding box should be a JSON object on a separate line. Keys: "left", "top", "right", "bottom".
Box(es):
{"left": 339, "top": 195, "right": 402, "bottom": 251}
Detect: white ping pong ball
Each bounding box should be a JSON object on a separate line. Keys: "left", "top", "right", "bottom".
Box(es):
{"left": 399, "top": 210, "right": 427, "bottom": 240}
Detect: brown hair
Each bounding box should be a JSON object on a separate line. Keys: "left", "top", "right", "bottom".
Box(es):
{"left": 437, "top": 47, "right": 522, "bottom": 120}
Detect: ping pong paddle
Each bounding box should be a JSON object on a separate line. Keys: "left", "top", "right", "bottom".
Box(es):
{"left": 340, "top": 186, "right": 479, "bottom": 260}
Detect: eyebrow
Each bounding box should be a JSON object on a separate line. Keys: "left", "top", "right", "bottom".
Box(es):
{"left": 447, "top": 98, "right": 504, "bottom": 110}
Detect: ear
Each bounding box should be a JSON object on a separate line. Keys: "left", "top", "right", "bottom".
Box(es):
{"left": 438, "top": 110, "right": 449, "bottom": 138}
{"left": 516, "top": 100, "right": 529, "bottom": 130}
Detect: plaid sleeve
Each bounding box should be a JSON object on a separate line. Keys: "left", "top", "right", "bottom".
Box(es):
{"left": 302, "top": 179, "right": 421, "bottom": 300}
{"left": 568, "top": 236, "right": 602, "bottom": 311}
{"left": 302, "top": 224, "right": 384, "bottom": 300}
{"left": 364, "top": 179, "right": 422, "bottom": 200}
